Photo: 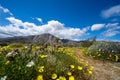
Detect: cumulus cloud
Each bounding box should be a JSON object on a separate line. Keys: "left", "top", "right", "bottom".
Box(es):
{"left": 0, "top": 17, "right": 89, "bottom": 40}
{"left": 91, "top": 24, "right": 105, "bottom": 31}
{"left": 6, "top": 17, "right": 23, "bottom": 26}
{"left": 101, "top": 5, "right": 120, "bottom": 18}
{"left": 0, "top": 5, "right": 13, "bottom": 16}
{"left": 91, "top": 22, "right": 120, "bottom": 37}
{"left": 102, "top": 23, "right": 120, "bottom": 37}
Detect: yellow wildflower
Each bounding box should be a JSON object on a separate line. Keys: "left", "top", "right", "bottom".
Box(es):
{"left": 5, "top": 60, "right": 10, "bottom": 65}
{"left": 67, "top": 71, "right": 72, "bottom": 76}
{"left": 115, "top": 55, "right": 119, "bottom": 62}
{"left": 98, "top": 54, "right": 101, "bottom": 56}
{"left": 39, "top": 54, "right": 47, "bottom": 58}
{"left": 51, "top": 73, "right": 57, "bottom": 79}
{"left": 37, "top": 75, "right": 43, "bottom": 80}
{"left": 38, "top": 66, "right": 44, "bottom": 73}
{"left": 89, "top": 66, "right": 94, "bottom": 71}
{"left": 70, "top": 65, "right": 75, "bottom": 69}
{"left": 78, "top": 66, "right": 83, "bottom": 70}
{"left": 85, "top": 61, "right": 88, "bottom": 67}
{"left": 69, "top": 76, "right": 74, "bottom": 80}
{"left": 59, "top": 76, "right": 66, "bottom": 80}
{"left": 86, "top": 63, "right": 88, "bottom": 67}
{"left": 88, "top": 70, "right": 92, "bottom": 75}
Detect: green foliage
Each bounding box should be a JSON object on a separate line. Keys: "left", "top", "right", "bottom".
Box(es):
{"left": 0, "top": 45, "right": 92, "bottom": 80}
{"left": 87, "top": 41, "right": 120, "bottom": 61}
{"left": 0, "top": 43, "right": 8, "bottom": 46}
{"left": 81, "top": 36, "right": 96, "bottom": 47}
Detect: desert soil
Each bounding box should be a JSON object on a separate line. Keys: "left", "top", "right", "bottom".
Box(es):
{"left": 73, "top": 48, "right": 120, "bottom": 80}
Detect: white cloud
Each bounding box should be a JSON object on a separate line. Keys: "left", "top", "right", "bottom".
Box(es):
{"left": 104, "top": 30, "right": 120, "bottom": 37}
{"left": 102, "top": 23, "right": 120, "bottom": 37}
{"left": 91, "top": 24, "right": 105, "bottom": 31}
{"left": 0, "top": 5, "right": 13, "bottom": 16}
{"left": 0, "top": 17, "right": 89, "bottom": 40}
{"left": 36, "top": 18, "right": 42, "bottom": 23}
{"left": 91, "top": 23, "right": 120, "bottom": 37}
{"left": 6, "top": 17, "right": 23, "bottom": 26}
{"left": 106, "top": 23, "right": 119, "bottom": 28}
{"left": 101, "top": 5, "right": 120, "bottom": 18}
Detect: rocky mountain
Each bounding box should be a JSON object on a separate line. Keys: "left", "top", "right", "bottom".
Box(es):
{"left": 0, "top": 33, "right": 82, "bottom": 46}
{"left": 33, "top": 33, "right": 61, "bottom": 45}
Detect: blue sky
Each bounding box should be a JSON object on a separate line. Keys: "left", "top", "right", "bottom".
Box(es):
{"left": 0, "top": 0, "right": 120, "bottom": 41}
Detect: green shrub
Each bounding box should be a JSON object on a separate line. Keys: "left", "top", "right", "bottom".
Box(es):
{"left": 87, "top": 41, "right": 120, "bottom": 61}
{"left": 81, "top": 36, "right": 96, "bottom": 47}
{"left": 0, "top": 43, "right": 8, "bottom": 46}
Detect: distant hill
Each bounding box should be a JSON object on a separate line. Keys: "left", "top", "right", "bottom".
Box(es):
{"left": 0, "top": 33, "right": 82, "bottom": 46}
{"left": 61, "top": 39, "right": 82, "bottom": 46}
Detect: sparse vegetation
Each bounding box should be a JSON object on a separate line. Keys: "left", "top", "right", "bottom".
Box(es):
{"left": 80, "top": 41, "right": 120, "bottom": 62}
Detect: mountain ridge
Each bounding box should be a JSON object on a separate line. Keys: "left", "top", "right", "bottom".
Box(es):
{"left": 0, "top": 33, "right": 82, "bottom": 46}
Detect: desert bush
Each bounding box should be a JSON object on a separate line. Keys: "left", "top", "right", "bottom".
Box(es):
{"left": 81, "top": 36, "right": 96, "bottom": 47}
{"left": 87, "top": 41, "right": 120, "bottom": 61}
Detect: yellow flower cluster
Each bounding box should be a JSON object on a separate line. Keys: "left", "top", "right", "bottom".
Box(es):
{"left": 70, "top": 65, "right": 75, "bottom": 69}
{"left": 51, "top": 72, "right": 75, "bottom": 80}
{"left": 37, "top": 75, "right": 43, "bottom": 80}
{"left": 115, "top": 55, "right": 119, "bottom": 62}
{"left": 78, "top": 66, "right": 83, "bottom": 70}
{"left": 36, "top": 54, "right": 93, "bottom": 80}
{"left": 85, "top": 61, "right": 89, "bottom": 67}
{"left": 88, "top": 70, "right": 92, "bottom": 75}
{"left": 5, "top": 60, "right": 10, "bottom": 65}
{"left": 69, "top": 76, "right": 74, "bottom": 80}
{"left": 51, "top": 73, "right": 57, "bottom": 79}
{"left": 89, "top": 66, "right": 94, "bottom": 71}
{"left": 87, "top": 66, "right": 94, "bottom": 75}
{"left": 38, "top": 66, "right": 44, "bottom": 73}
{"left": 67, "top": 71, "right": 72, "bottom": 76}
{"left": 56, "top": 76, "right": 66, "bottom": 80}
{"left": 57, "top": 47, "right": 74, "bottom": 56}
{"left": 39, "top": 54, "right": 47, "bottom": 59}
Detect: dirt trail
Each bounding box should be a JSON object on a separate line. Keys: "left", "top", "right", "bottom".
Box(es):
{"left": 73, "top": 48, "right": 120, "bottom": 80}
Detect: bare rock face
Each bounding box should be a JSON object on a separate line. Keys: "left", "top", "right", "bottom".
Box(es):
{"left": 32, "top": 33, "right": 61, "bottom": 45}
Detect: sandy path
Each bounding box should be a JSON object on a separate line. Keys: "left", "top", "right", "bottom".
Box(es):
{"left": 73, "top": 48, "right": 120, "bottom": 80}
